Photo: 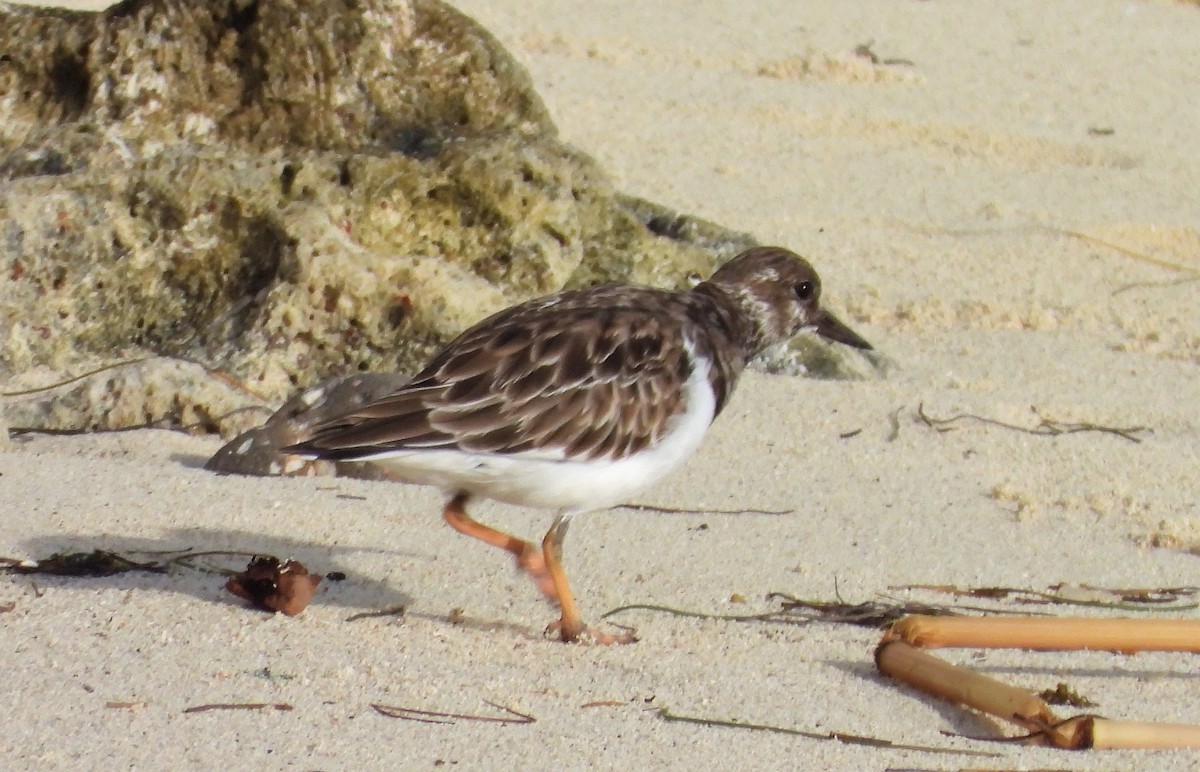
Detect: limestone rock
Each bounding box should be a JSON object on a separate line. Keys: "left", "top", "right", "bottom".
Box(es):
{"left": 0, "top": 0, "right": 865, "bottom": 436}
{"left": 2, "top": 357, "right": 273, "bottom": 436}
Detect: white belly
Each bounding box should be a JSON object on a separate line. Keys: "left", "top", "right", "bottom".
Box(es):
{"left": 363, "top": 357, "right": 717, "bottom": 514}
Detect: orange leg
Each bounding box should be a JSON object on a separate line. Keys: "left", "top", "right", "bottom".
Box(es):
{"left": 542, "top": 515, "right": 636, "bottom": 645}
{"left": 442, "top": 493, "right": 558, "bottom": 602}
{"left": 541, "top": 516, "right": 583, "bottom": 642}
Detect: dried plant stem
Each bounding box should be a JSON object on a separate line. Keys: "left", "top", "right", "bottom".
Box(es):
{"left": 183, "top": 703, "right": 293, "bottom": 714}
{"left": 893, "top": 582, "right": 1200, "bottom": 612}
{"left": 878, "top": 616, "right": 1200, "bottom": 750}
{"left": 875, "top": 641, "right": 1056, "bottom": 732}
{"left": 0, "top": 354, "right": 268, "bottom": 401}
{"left": 917, "top": 402, "right": 1147, "bottom": 444}
{"left": 656, "top": 707, "right": 998, "bottom": 756}
{"left": 1051, "top": 227, "right": 1199, "bottom": 276}
{"left": 0, "top": 357, "right": 150, "bottom": 396}
{"left": 1086, "top": 719, "right": 1200, "bottom": 750}
{"left": 615, "top": 504, "right": 792, "bottom": 516}
{"left": 886, "top": 615, "right": 1200, "bottom": 653}
{"left": 601, "top": 603, "right": 785, "bottom": 624}
{"left": 371, "top": 701, "right": 535, "bottom": 725}
{"left": 877, "top": 642, "right": 1200, "bottom": 749}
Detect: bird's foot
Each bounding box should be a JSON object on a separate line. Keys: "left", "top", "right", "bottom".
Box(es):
{"left": 544, "top": 619, "right": 638, "bottom": 645}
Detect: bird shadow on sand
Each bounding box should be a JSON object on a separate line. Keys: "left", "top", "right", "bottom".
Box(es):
{"left": 7, "top": 527, "right": 416, "bottom": 614}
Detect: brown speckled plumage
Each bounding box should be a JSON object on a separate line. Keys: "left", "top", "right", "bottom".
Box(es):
{"left": 288, "top": 246, "right": 870, "bottom": 464}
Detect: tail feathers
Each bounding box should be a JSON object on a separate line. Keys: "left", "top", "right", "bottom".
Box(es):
{"left": 281, "top": 440, "right": 381, "bottom": 462}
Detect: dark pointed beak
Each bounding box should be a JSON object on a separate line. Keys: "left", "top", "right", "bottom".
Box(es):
{"left": 814, "top": 310, "right": 873, "bottom": 350}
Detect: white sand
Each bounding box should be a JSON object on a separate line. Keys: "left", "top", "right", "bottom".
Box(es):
{"left": 3, "top": 0, "right": 1199, "bottom": 768}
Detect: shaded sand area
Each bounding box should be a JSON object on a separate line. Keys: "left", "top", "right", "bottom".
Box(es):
{"left": 3, "top": 0, "right": 1198, "bottom": 768}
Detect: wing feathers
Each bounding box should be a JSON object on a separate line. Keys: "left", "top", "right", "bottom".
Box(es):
{"left": 288, "top": 286, "right": 706, "bottom": 462}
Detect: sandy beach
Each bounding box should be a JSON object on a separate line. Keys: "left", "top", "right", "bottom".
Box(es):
{"left": 3, "top": 0, "right": 1199, "bottom": 768}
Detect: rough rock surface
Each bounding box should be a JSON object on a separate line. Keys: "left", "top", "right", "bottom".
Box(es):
{"left": 0, "top": 0, "right": 872, "bottom": 438}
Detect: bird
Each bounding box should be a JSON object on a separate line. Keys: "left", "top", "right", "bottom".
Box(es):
{"left": 284, "top": 246, "right": 872, "bottom": 643}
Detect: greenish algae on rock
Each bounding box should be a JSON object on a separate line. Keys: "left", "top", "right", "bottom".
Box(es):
{"left": 0, "top": 0, "right": 869, "bottom": 438}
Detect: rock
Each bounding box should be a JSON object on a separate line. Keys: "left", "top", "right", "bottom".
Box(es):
{"left": 0, "top": 0, "right": 866, "bottom": 436}
{"left": 1, "top": 357, "right": 275, "bottom": 436}
{"left": 0, "top": 399, "right": 9, "bottom": 451}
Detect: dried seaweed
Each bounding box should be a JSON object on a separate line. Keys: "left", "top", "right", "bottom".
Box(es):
{"left": 1, "top": 548, "right": 279, "bottom": 578}
{"left": 657, "top": 708, "right": 998, "bottom": 757}
{"left": 768, "top": 593, "right": 962, "bottom": 627}
{"left": 2, "top": 548, "right": 323, "bottom": 615}
{"left": 604, "top": 580, "right": 1196, "bottom": 635}
{"left": 603, "top": 592, "right": 969, "bottom": 629}
{"left": 615, "top": 504, "right": 793, "bottom": 516}
{"left": 895, "top": 582, "right": 1200, "bottom": 612}
{"left": 1039, "top": 682, "right": 1098, "bottom": 708}
{"left": 917, "top": 402, "right": 1148, "bottom": 444}
{"left": 347, "top": 605, "right": 407, "bottom": 622}
{"left": 601, "top": 602, "right": 793, "bottom": 625}
{"left": 183, "top": 703, "right": 294, "bottom": 714}
{"left": 5, "top": 550, "right": 165, "bottom": 577}
{"left": 371, "top": 701, "right": 535, "bottom": 725}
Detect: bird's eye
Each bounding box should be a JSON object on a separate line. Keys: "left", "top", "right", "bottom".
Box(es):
{"left": 793, "top": 281, "right": 815, "bottom": 300}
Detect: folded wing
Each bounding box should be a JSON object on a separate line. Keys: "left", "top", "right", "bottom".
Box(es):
{"left": 285, "top": 288, "right": 694, "bottom": 463}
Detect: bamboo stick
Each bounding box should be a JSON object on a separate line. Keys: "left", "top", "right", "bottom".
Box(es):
{"left": 877, "top": 618, "right": 1200, "bottom": 750}
{"left": 1087, "top": 718, "right": 1200, "bottom": 750}
{"left": 874, "top": 640, "right": 1057, "bottom": 733}
{"left": 885, "top": 615, "right": 1200, "bottom": 653}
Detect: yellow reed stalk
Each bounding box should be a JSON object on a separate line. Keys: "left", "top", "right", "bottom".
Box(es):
{"left": 875, "top": 641, "right": 1058, "bottom": 734}
{"left": 1086, "top": 718, "right": 1200, "bottom": 749}
{"left": 877, "top": 616, "right": 1200, "bottom": 750}
{"left": 886, "top": 615, "right": 1200, "bottom": 653}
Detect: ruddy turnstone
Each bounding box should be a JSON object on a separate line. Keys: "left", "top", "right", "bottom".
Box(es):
{"left": 285, "top": 246, "right": 871, "bottom": 643}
